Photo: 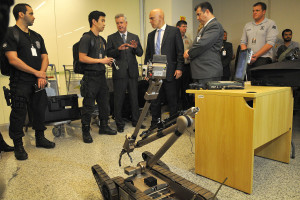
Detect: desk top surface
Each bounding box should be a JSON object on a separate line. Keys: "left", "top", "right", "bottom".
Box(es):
{"left": 187, "top": 82, "right": 291, "bottom": 98}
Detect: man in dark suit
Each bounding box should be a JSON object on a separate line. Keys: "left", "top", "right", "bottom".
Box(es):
{"left": 144, "top": 8, "right": 184, "bottom": 126}
{"left": 221, "top": 30, "right": 233, "bottom": 80}
{"left": 107, "top": 14, "right": 144, "bottom": 133}
{"left": 184, "top": 2, "right": 224, "bottom": 84}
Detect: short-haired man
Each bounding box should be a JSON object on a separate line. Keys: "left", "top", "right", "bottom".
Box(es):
{"left": 107, "top": 14, "right": 144, "bottom": 132}
{"left": 3, "top": 3, "right": 55, "bottom": 160}
{"left": 79, "top": 11, "right": 117, "bottom": 143}
{"left": 184, "top": 2, "right": 224, "bottom": 85}
{"left": 240, "top": 2, "right": 278, "bottom": 79}
{"left": 176, "top": 20, "right": 192, "bottom": 109}
{"left": 144, "top": 8, "right": 184, "bottom": 126}
{"left": 221, "top": 31, "right": 233, "bottom": 80}
{"left": 277, "top": 29, "right": 300, "bottom": 60}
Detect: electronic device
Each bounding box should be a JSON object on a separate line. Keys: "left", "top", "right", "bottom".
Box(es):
{"left": 206, "top": 48, "right": 252, "bottom": 90}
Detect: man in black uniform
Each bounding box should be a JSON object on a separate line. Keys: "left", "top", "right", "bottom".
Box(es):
{"left": 221, "top": 31, "right": 233, "bottom": 80}
{"left": 79, "top": 11, "right": 117, "bottom": 143}
{"left": 3, "top": 3, "right": 55, "bottom": 160}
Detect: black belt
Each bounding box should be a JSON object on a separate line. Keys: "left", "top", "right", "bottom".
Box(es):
{"left": 84, "top": 71, "right": 105, "bottom": 76}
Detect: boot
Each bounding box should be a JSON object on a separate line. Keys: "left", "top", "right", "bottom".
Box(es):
{"left": 35, "top": 131, "right": 55, "bottom": 149}
{"left": 13, "top": 138, "right": 28, "bottom": 160}
{"left": 99, "top": 120, "right": 117, "bottom": 135}
{"left": 82, "top": 125, "right": 93, "bottom": 143}
{"left": 0, "top": 132, "right": 14, "bottom": 152}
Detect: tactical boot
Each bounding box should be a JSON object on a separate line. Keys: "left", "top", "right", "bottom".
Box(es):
{"left": 0, "top": 132, "right": 14, "bottom": 152}
{"left": 82, "top": 125, "right": 93, "bottom": 143}
{"left": 99, "top": 120, "right": 117, "bottom": 135}
{"left": 35, "top": 131, "right": 55, "bottom": 149}
{"left": 13, "top": 138, "right": 28, "bottom": 160}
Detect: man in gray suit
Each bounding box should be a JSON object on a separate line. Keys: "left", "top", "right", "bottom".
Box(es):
{"left": 184, "top": 2, "right": 223, "bottom": 84}
{"left": 107, "top": 14, "right": 144, "bottom": 133}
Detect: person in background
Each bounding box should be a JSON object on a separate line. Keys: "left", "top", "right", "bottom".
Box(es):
{"left": 240, "top": 2, "right": 278, "bottom": 80}
{"left": 276, "top": 29, "right": 299, "bottom": 61}
{"left": 221, "top": 30, "right": 233, "bottom": 80}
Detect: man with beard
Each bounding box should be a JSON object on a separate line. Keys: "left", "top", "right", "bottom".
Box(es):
{"left": 277, "top": 29, "right": 299, "bottom": 60}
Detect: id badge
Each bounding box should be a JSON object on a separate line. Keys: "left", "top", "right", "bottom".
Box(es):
{"left": 31, "top": 46, "right": 37, "bottom": 56}
{"left": 222, "top": 50, "right": 227, "bottom": 56}
{"left": 99, "top": 53, "right": 103, "bottom": 59}
{"left": 252, "top": 38, "right": 256, "bottom": 44}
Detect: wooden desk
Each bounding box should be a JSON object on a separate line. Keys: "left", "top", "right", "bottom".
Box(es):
{"left": 187, "top": 84, "right": 293, "bottom": 194}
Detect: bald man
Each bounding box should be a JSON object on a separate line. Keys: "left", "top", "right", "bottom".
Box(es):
{"left": 144, "top": 8, "right": 184, "bottom": 126}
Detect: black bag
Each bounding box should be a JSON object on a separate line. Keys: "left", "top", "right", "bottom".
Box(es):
{"left": 0, "top": 27, "right": 19, "bottom": 76}
{"left": 45, "top": 94, "right": 81, "bottom": 123}
{"left": 72, "top": 32, "right": 95, "bottom": 74}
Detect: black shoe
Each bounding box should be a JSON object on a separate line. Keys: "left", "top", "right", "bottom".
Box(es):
{"left": 99, "top": 120, "right": 117, "bottom": 135}
{"left": 99, "top": 125, "right": 117, "bottom": 135}
{"left": 0, "top": 132, "right": 14, "bottom": 152}
{"left": 132, "top": 123, "right": 146, "bottom": 129}
{"left": 36, "top": 137, "right": 55, "bottom": 149}
{"left": 13, "top": 138, "right": 28, "bottom": 160}
{"left": 82, "top": 132, "right": 93, "bottom": 143}
{"left": 117, "top": 126, "right": 124, "bottom": 133}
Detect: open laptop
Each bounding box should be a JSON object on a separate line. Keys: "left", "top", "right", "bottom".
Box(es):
{"left": 206, "top": 48, "right": 252, "bottom": 89}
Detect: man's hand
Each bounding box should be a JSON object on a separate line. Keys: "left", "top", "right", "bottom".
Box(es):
{"left": 118, "top": 43, "right": 129, "bottom": 50}
{"left": 34, "top": 70, "right": 46, "bottom": 79}
{"left": 250, "top": 55, "right": 258, "bottom": 64}
{"left": 174, "top": 70, "right": 182, "bottom": 79}
{"left": 127, "top": 40, "right": 138, "bottom": 48}
{"left": 102, "top": 57, "right": 114, "bottom": 66}
{"left": 184, "top": 49, "right": 190, "bottom": 59}
{"left": 37, "top": 77, "right": 47, "bottom": 89}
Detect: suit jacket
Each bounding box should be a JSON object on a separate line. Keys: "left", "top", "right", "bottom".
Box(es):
{"left": 144, "top": 25, "right": 184, "bottom": 81}
{"left": 189, "top": 18, "right": 224, "bottom": 79}
{"left": 107, "top": 31, "right": 143, "bottom": 79}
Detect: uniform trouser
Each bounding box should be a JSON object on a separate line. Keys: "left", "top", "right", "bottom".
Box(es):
{"left": 151, "top": 80, "right": 178, "bottom": 123}
{"left": 113, "top": 77, "right": 139, "bottom": 127}
{"left": 9, "top": 82, "right": 48, "bottom": 140}
{"left": 81, "top": 73, "right": 109, "bottom": 126}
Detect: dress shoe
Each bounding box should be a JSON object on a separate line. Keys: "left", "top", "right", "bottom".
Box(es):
{"left": 132, "top": 123, "right": 146, "bottom": 129}
{"left": 0, "top": 132, "right": 14, "bottom": 152}
{"left": 117, "top": 126, "right": 124, "bottom": 133}
{"left": 99, "top": 120, "right": 117, "bottom": 135}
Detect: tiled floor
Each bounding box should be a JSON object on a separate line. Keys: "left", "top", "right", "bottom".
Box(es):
{"left": 0, "top": 73, "right": 300, "bottom": 199}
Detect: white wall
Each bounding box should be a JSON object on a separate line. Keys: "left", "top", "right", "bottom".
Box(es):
{"left": 8, "top": 0, "right": 141, "bottom": 72}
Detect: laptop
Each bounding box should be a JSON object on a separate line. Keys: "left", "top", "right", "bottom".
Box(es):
{"left": 206, "top": 48, "right": 252, "bottom": 90}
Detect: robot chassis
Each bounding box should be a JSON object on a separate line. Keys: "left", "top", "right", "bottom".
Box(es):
{"left": 91, "top": 56, "right": 225, "bottom": 200}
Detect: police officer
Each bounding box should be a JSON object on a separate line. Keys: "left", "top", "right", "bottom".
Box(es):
{"left": 4, "top": 3, "right": 55, "bottom": 160}
{"left": 221, "top": 31, "right": 233, "bottom": 81}
{"left": 240, "top": 2, "right": 278, "bottom": 80}
{"left": 79, "top": 11, "right": 117, "bottom": 143}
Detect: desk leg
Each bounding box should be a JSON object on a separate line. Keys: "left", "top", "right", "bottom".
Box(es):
{"left": 255, "top": 129, "right": 292, "bottom": 163}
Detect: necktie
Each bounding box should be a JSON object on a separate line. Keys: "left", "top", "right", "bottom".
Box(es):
{"left": 122, "top": 33, "right": 126, "bottom": 43}
{"left": 155, "top": 29, "right": 161, "bottom": 55}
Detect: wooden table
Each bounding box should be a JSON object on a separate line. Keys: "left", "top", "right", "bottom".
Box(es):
{"left": 187, "top": 83, "right": 293, "bottom": 194}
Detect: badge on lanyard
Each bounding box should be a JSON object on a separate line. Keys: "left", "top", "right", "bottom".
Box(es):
{"left": 252, "top": 38, "right": 256, "bottom": 44}
{"left": 31, "top": 45, "right": 37, "bottom": 56}
{"left": 222, "top": 49, "right": 227, "bottom": 56}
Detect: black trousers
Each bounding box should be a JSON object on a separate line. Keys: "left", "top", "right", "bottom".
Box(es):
{"left": 113, "top": 76, "right": 139, "bottom": 127}
{"left": 151, "top": 80, "right": 178, "bottom": 123}
{"left": 247, "top": 57, "right": 272, "bottom": 81}
{"left": 81, "top": 72, "right": 110, "bottom": 126}
{"left": 9, "top": 82, "right": 47, "bottom": 140}
{"left": 176, "top": 64, "right": 193, "bottom": 110}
